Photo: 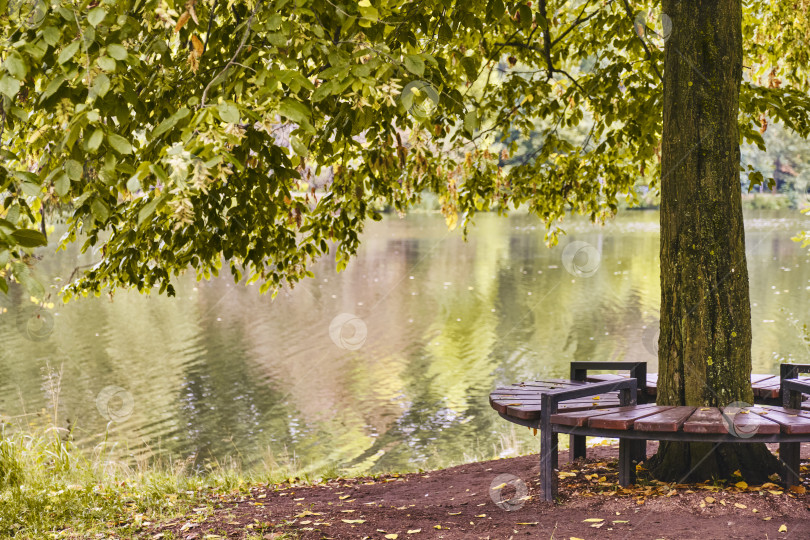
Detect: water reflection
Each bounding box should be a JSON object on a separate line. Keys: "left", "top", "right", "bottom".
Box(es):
{"left": 0, "top": 210, "right": 808, "bottom": 474}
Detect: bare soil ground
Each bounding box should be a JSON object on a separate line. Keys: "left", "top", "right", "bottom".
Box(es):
{"left": 151, "top": 442, "right": 810, "bottom": 539}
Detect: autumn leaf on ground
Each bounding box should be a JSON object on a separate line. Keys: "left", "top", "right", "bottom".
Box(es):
{"left": 407, "top": 529, "right": 421, "bottom": 534}
{"left": 779, "top": 524, "right": 787, "bottom": 532}
{"left": 385, "top": 535, "right": 398, "bottom": 539}
{"left": 342, "top": 519, "right": 365, "bottom": 524}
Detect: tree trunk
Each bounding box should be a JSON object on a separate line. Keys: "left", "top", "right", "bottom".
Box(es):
{"left": 648, "top": 0, "right": 782, "bottom": 482}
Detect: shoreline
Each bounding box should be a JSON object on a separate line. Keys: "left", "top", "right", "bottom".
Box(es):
{"left": 147, "top": 441, "right": 810, "bottom": 539}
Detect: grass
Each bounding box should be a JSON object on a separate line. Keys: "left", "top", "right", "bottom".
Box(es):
{"left": 0, "top": 421, "right": 293, "bottom": 539}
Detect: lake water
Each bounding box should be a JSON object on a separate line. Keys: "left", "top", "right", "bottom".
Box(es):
{"left": 1, "top": 209, "right": 809, "bottom": 476}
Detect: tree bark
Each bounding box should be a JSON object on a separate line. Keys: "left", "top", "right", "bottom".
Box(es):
{"left": 649, "top": 0, "right": 782, "bottom": 482}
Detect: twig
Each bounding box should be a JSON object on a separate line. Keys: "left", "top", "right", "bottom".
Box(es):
{"left": 200, "top": 0, "right": 263, "bottom": 108}
{"left": 620, "top": 0, "right": 663, "bottom": 81}
{"left": 201, "top": 0, "right": 219, "bottom": 58}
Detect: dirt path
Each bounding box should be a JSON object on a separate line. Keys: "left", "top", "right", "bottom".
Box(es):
{"left": 152, "top": 443, "right": 810, "bottom": 539}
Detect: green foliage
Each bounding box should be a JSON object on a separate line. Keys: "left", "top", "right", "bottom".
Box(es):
{"left": 0, "top": 0, "right": 808, "bottom": 299}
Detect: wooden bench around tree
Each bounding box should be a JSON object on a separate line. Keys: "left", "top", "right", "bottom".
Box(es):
{"left": 491, "top": 362, "right": 810, "bottom": 465}
{"left": 511, "top": 378, "right": 810, "bottom": 501}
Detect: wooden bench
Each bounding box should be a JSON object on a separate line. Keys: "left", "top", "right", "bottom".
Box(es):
{"left": 491, "top": 363, "right": 810, "bottom": 462}
{"left": 534, "top": 380, "right": 810, "bottom": 501}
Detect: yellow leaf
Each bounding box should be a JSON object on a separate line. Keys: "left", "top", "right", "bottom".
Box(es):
{"left": 779, "top": 524, "right": 787, "bottom": 532}
{"left": 763, "top": 517, "right": 772, "bottom": 521}
{"left": 583, "top": 518, "right": 604, "bottom": 523}
{"left": 516, "top": 522, "right": 539, "bottom": 525}
{"left": 768, "top": 490, "right": 784, "bottom": 495}
{"left": 342, "top": 519, "right": 365, "bottom": 524}
{"left": 704, "top": 497, "right": 715, "bottom": 504}
{"left": 734, "top": 503, "right": 747, "bottom": 509}
{"left": 407, "top": 529, "right": 421, "bottom": 534}
{"left": 732, "top": 469, "right": 742, "bottom": 477}
{"left": 339, "top": 495, "right": 351, "bottom": 500}
{"left": 385, "top": 535, "right": 398, "bottom": 539}
{"left": 448, "top": 512, "right": 461, "bottom": 516}
{"left": 175, "top": 11, "right": 191, "bottom": 32}
{"left": 475, "top": 514, "right": 486, "bottom": 518}
{"left": 191, "top": 35, "right": 204, "bottom": 56}
{"left": 735, "top": 481, "right": 748, "bottom": 489}
{"left": 434, "top": 525, "right": 445, "bottom": 529}
{"left": 790, "top": 485, "right": 806, "bottom": 495}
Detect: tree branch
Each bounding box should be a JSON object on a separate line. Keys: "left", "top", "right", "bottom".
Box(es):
{"left": 200, "top": 0, "right": 263, "bottom": 108}
{"left": 620, "top": 0, "right": 663, "bottom": 82}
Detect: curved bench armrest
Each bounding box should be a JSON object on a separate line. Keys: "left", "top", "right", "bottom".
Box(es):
{"left": 782, "top": 378, "right": 810, "bottom": 409}
{"left": 570, "top": 361, "right": 647, "bottom": 393}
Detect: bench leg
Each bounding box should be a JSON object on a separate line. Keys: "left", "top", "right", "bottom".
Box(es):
{"left": 570, "top": 434, "right": 586, "bottom": 462}
{"left": 631, "top": 439, "right": 646, "bottom": 464}
{"left": 618, "top": 438, "right": 637, "bottom": 487}
{"left": 779, "top": 442, "right": 800, "bottom": 487}
{"left": 540, "top": 429, "right": 559, "bottom": 502}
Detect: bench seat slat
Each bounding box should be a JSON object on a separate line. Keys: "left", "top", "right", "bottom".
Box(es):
{"left": 634, "top": 406, "right": 696, "bottom": 432}
{"left": 721, "top": 406, "right": 780, "bottom": 434}
{"left": 682, "top": 408, "right": 727, "bottom": 433}
{"left": 587, "top": 406, "right": 675, "bottom": 430}
{"left": 549, "top": 403, "right": 660, "bottom": 427}
{"left": 750, "top": 406, "right": 810, "bottom": 434}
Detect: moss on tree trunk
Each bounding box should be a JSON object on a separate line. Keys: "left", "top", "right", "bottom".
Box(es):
{"left": 648, "top": 0, "right": 782, "bottom": 482}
